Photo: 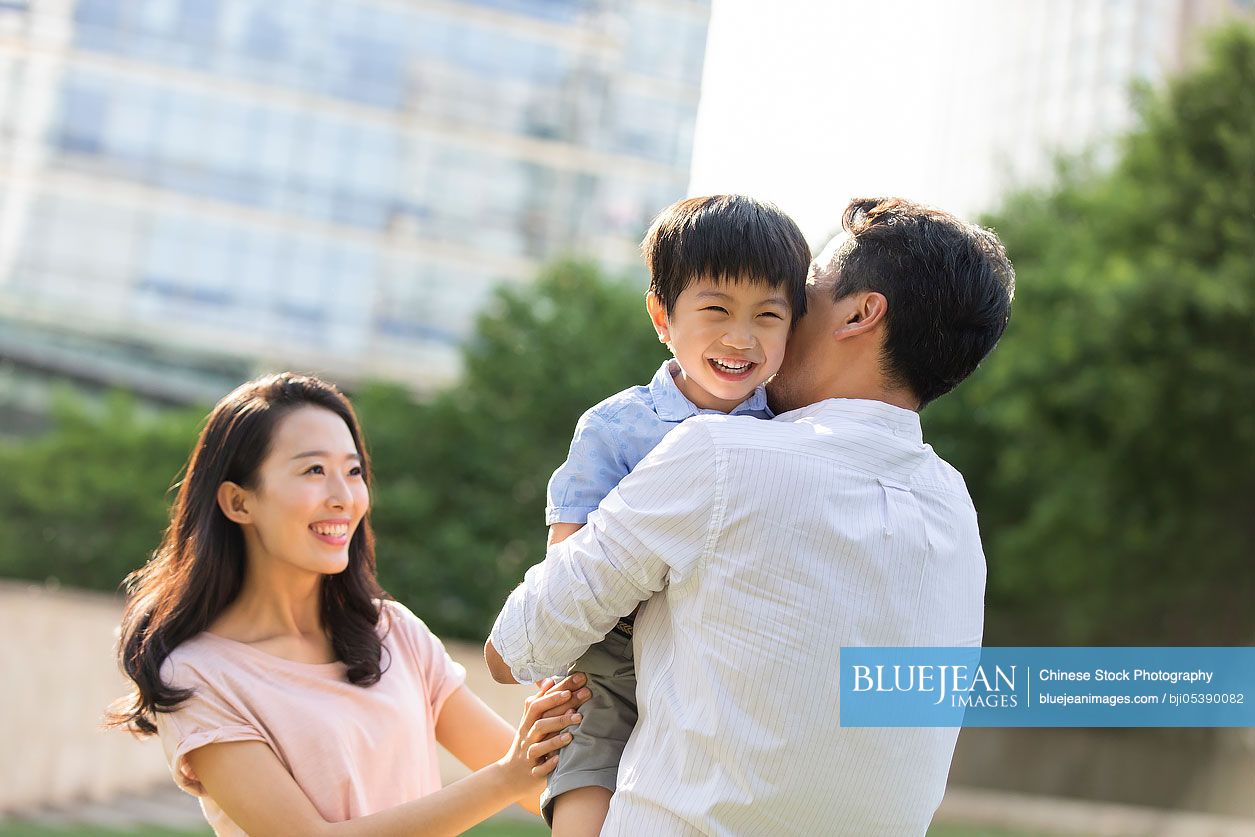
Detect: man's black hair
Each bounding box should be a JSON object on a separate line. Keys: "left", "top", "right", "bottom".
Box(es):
{"left": 828, "top": 197, "right": 1016, "bottom": 408}
{"left": 641, "top": 195, "right": 810, "bottom": 324}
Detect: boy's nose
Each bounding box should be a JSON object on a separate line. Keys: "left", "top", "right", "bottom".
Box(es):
{"left": 721, "top": 329, "right": 756, "bottom": 350}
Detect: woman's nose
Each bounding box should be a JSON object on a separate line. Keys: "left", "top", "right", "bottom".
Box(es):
{"left": 326, "top": 476, "right": 350, "bottom": 509}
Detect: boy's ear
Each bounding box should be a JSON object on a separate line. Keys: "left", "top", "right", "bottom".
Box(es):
{"left": 645, "top": 292, "right": 670, "bottom": 343}
{"left": 217, "top": 481, "right": 253, "bottom": 525}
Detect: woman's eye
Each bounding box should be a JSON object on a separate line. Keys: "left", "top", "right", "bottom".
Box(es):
{"left": 349, "top": 466, "right": 363, "bottom": 477}
{"left": 305, "top": 465, "right": 325, "bottom": 475}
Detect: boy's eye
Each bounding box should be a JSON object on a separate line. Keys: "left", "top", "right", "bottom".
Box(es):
{"left": 758, "top": 311, "right": 784, "bottom": 319}
{"left": 701, "top": 306, "right": 729, "bottom": 314}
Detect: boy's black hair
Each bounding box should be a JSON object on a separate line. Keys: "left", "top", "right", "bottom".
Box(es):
{"left": 641, "top": 195, "right": 810, "bottom": 324}
{"left": 828, "top": 197, "right": 1016, "bottom": 408}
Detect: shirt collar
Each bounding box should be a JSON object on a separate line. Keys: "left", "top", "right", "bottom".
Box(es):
{"left": 774, "top": 398, "right": 923, "bottom": 444}
{"left": 648, "top": 358, "right": 771, "bottom": 422}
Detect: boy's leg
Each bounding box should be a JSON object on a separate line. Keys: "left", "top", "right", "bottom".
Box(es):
{"left": 542, "top": 625, "right": 637, "bottom": 837}
{"left": 550, "top": 786, "right": 613, "bottom": 837}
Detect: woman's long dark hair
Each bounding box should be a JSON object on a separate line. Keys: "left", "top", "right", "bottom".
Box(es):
{"left": 107, "top": 372, "right": 392, "bottom": 735}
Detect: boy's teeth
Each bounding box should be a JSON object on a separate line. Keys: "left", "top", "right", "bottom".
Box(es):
{"left": 712, "top": 359, "right": 751, "bottom": 371}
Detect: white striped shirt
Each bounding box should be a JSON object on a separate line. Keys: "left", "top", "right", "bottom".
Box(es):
{"left": 490, "top": 398, "right": 986, "bottom": 836}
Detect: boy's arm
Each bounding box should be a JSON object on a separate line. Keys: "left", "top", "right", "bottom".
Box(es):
{"left": 547, "top": 522, "right": 584, "bottom": 546}
{"left": 545, "top": 408, "right": 629, "bottom": 529}
{"left": 488, "top": 422, "right": 719, "bottom": 684}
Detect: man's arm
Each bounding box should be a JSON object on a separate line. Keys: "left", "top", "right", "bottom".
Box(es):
{"left": 487, "top": 422, "right": 720, "bottom": 684}
{"left": 485, "top": 521, "right": 587, "bottom": 684}
{"left": 485, "top": 638, "right": 517, "bottom": 684}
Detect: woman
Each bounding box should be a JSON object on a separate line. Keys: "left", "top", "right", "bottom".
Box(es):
{"left": 108, "top": 373, "right": 589, "bottom": 836}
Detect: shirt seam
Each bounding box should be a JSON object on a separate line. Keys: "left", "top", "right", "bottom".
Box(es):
{"left": 546, "top": 504, "right": 598, "bottom": 521}
{"left": 588, "top": 405, "right": 636, "bottom": 481}
{"left": 684, "top": 423, "right": 724, "bottom": 595}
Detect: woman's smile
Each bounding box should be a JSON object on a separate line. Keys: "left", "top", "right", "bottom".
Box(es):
{"left": 310, "top": 518, "right": 351, "bottom": 546}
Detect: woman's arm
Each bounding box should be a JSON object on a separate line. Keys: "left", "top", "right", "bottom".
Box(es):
{"left": 435, "top": 674, "right": 587, "bottom": 818}
{"left": 186, "top": 682, "right": 578, "bottom": 836}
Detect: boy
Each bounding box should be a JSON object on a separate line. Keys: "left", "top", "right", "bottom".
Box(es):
{"left": 521, "top": 194, "right": 809, "bottom": 835}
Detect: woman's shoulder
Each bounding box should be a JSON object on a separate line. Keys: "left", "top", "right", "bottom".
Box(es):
{"left": 158, "top": 632, "right": 229, "bottom": 687}
{"left": 376, "top": 599, "right": 460, "bottom": 667}
{"left": 376, "top": 598, "right": 440, "bottom": 645}
{"left": 375, "top": 598, "right": 466, "bottom": 702}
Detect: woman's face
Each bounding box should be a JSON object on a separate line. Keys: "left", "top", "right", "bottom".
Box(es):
{"left": 235, "top": 405, "right": 369, "bottom": 577}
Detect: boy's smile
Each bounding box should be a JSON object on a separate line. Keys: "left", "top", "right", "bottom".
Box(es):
{"left": 647, "top": 277, "right": 791, "bottom": 413}
{"left": 708, "top": 356, "right": 757, "bottom": 381}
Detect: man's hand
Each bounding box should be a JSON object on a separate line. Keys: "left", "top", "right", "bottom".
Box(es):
{"left": 484, "top": 638, "right": 518, "bottom": 684}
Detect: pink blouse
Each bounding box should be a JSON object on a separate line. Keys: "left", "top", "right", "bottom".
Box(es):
{"left": 154, "top": 599, "right": 467, "bottom": 835}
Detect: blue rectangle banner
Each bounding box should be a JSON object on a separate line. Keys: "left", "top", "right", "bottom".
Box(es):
{"left": 839, "top": 647, "right": 1255, "bottom": 727}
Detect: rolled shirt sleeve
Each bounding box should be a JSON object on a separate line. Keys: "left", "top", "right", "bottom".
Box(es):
{"left": 492, "top": 421, "right": 720, "bottom": 683}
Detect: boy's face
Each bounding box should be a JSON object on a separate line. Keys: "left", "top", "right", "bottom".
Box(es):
{"left": 647, "top": 276, "right": 791, "bottom": 412}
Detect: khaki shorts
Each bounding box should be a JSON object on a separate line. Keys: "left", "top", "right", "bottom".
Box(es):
{"left": 540, "top": 623, "right": 637, "bottom": 825}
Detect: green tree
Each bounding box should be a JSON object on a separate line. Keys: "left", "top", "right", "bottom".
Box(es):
{"left": 0, "top": 391, "right": 202, "bottom": 591}
{"left": 924, "top": 24, "right": 1255, "bottom": 644}
{"left": 0, "top": 261, "right": 663, "bottom": 644}
{"left": 357, "top": 259, "right": 666, "bottom": 639}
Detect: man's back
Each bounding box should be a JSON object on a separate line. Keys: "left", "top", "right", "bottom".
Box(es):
{"left": 606, "top": 398, "right": 985, "bottom": 836}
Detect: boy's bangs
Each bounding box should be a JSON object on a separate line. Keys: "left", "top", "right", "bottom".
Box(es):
{"left": 644, "top": 195, "right": 811, "bottom": 322}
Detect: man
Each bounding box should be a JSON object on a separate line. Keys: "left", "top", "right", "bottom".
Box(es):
{"left": 486, "top": 197, "right": 1016, "bottom": 835}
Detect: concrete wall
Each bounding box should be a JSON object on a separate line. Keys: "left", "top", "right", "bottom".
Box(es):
{"left": 0, "top": 581, "right": 534, "bottom": 815}
{"left": 1, "top": 581, "right": 171, "bottom": 813}
{"left": 950, "top": 726, "right": 1255, "bottom": 819}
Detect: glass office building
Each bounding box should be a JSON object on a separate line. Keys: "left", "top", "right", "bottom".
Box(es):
{"left": 0, "top": 0, "right": 710, "bottom": 390}
{"left": 915, "top": 0, "right": 1253, "bottom": 217}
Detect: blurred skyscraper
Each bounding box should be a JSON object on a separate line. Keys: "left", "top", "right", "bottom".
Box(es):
{"left": 922, "top": 0, "right": 1253, "bottom": 217}
{"left": 0, "top": 0, "right": 710, "bottom": 394}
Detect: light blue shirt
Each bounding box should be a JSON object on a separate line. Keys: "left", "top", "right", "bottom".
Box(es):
{"left": 545, "top": 358, "right": 772, "bottom": 525}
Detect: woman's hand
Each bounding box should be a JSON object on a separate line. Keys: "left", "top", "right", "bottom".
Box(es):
{"left": 497, "top": 672, "right": 591, "bottom": 799}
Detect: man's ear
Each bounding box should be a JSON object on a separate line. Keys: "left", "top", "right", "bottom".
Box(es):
{"left": 216, "top": 481, "right": 252, "bottom": 525}
{"left": 645, "top": 292, "right": 670, "bottom": 343}
{"left": 834, "top": 291, "right": 888, "bottom": 341}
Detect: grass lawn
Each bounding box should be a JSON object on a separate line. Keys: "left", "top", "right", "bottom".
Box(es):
{"left": 0, "top": 828, "right": 209, "bottom": 837}
{"left": 0, "top": 821, "right": 1048, "bottom": 837}
{"left": 0, "top": 820, "right": 554, "bottom": 837}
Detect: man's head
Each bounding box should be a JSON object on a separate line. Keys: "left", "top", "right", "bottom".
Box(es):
{"left": 641, "top": 195, "right": 811, "bottom": 411}
{"left": 767, "top": 197, "right": 1015, "bottom": 414}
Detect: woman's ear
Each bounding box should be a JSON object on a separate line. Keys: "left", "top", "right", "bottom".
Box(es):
{"left": 645, "top": 291, "right": 670, "bottom": 343}
{"left": 216, "top": 481, "right": 252, "bottom": 525}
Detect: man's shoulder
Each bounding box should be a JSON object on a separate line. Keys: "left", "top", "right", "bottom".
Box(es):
{"left": 913, "top": 445, "right": 975, "bottom": 496}
{"left": 683, "top": 410, "right": 801, "bottom": 447}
